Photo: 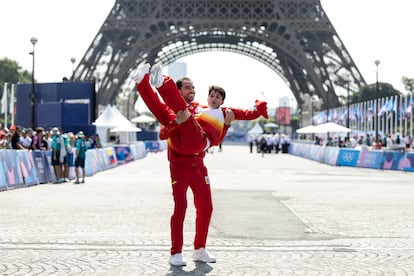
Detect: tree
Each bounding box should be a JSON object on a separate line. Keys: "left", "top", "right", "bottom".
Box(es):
{"left": 351, "top": 82, "right": 401, "bottom": 103}
{"left": 0, "top": 58, "right": 32, "bottom": 85}
{"left": 0, "top": 58, "right": 32, "bottom": 126}
{"left": 402, "top": 76, "right": 414, "bottom": 94}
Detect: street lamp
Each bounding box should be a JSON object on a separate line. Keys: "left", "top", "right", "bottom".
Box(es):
{"left": 70, "top": 57, "right": 76, "bottom": 81}
{"left": 29, "top": 36, "right": 38, "bottom": 129}
{"left": 346, "top": 75, "right": 350, "bottom": 138}
{"left": 375, "top": 59, "right": 380, "bottom": 144}
{"left": 311, "top": 96, "right": 314, "bottom": 125}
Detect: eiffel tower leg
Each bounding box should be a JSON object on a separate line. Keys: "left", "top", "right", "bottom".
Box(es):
{"left": 135, "top": 74, "right": 177, "bottom": 126}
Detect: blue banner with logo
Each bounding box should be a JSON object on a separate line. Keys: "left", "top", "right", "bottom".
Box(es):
{"left": 32, "top": 150, "right": 52, "bottom": 184}
{"left": 114, "top": 146, "right": 134, "bottom": 163}
{"left": 380, "top": 151, "right": 405, "bottom": 171}
{"left": 336, "top": 149, "right": 360, "bottom": 167}
{"left": 398, "top": 152, "right": 414, "bottom": 171}
{"left": 357, "top": 150, "right": 382, "bottom": 169}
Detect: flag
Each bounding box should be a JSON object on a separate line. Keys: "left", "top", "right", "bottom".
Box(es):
{"left": 386, "top": 96, "right": 395, "bottom": 119}
{"left": 1, "top": 82, "right": 7, "bottom": 114}
{"left": 9, "top": 84, "right": 14, "bottom": 114}
{"left": 378, "top": 97, "right": 387, "bottom": 116}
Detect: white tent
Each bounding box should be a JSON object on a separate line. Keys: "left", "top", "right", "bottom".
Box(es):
{"left": 94, "top": 105, "right": 138, "bottom": 144}
{"left": 247, "top": 122, "right": 264, "bottom": 135}
{"left": 314, "top": 122, "right": 351, "bottom": 133}
{"left": 296, "top": 125, "right": 318, "bottom": 134}
{"left": 131, "top": 114, "right": 156, "bottom": 123}
{"left": 264, "top": 122, "right": 279, "bottom": 128}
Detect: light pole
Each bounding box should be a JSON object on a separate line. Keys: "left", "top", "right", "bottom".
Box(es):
{"left": 29, "top": 37, "right": 38, "bottom": 129}
{"left": 310, "top": 96, "right": 314, "bottom": 126}
{"left": 70, "top": 57, "right": 76, "bottom": 81}
{"left": 346, "top": 75, "right": 350, "bottom": 138}
{"left": 375, "top": 59, "right": 380, "bottom": 144}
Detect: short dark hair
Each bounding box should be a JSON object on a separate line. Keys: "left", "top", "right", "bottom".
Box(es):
{"left": 208, "top": 85, "right": 226, "bottom": 101}
{"left": 176, "top": 77, "right": 192, "bottom": 89}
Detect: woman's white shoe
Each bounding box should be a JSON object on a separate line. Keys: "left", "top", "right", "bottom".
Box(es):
{"left": 131, "top": 63, "right": 150, "bottom": 84}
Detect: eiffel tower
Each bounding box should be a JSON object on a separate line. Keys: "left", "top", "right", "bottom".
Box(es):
{"left": 74, "top": 0, "right": 366, "bottom": 110}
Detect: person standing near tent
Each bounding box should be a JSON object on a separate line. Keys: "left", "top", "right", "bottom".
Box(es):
{"left": 74, "top": 131, "right": 87, "bottom": 184}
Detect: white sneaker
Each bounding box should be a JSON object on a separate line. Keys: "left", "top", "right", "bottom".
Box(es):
{"left": 169, "top": 253, "right": 187, "bottom": 266}
{"left": 131, "top": 63, "right": 150, "bottom": 84}
{"left": 192, "top": 248, "right": 216, "bottom": 263}
{"left": 150, "top": 63, "right": 164, "bottom": 88}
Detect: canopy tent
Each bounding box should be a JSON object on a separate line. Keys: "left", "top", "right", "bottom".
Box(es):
{"left": 93, "top": 105, "right": 138, "bottom": 144}
{"left": 110, "top": 125, "right": 142, "bottom": 132}
{"left": 296, "top": 125, "right": 318, "bottom": 134}
{"left": 131, "top": 114, "right": 156, "bottom": 124}
{"left": 264, "top": 122, "right": 279, "bottom": 128}
{"left": 247, "top": 122, "right": 264, "bottom": 135}
{"left": 110, "top": 125, "right": 142, "bottom": 143}
{"left": 314, "top": 122, "right": 351, "bottom": 133}
{"left": 296, "top": 123, "right": 351, "bottom": 134}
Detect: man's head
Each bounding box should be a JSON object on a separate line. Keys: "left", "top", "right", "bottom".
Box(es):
{"left": 52, "top": 127, "right": 59, "bottom": 136}
{"left": 176, "top": 77, "right": 195, "bottom": 104}
{"left": 36, "top": 127, "right": 44, "bottom": 135}
{"left": 207, "top": 85, "right": 226, "bottom": 109}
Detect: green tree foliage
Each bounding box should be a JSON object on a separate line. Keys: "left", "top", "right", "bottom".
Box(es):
{"left": 0, "top": 58, "right": 32, "bottom": 86}
{"left": 351, "top": 82, "right": 401, "bottom": 103}
{"left": 0, "top": 58, "right": 32, "bottom": 126}
{"left": 402, "top": 76, "right": 414, "bottom": 94}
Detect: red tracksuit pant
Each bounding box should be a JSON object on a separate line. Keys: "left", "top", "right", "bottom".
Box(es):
{"left": 169, "top": 161, "right": 213, "bottom": 255}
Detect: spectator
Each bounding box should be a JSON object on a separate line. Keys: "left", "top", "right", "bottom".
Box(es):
{"left": 19, "top": 128, "right": 32, "bottom": 149}
{"left": 11, "top": 125, "right": 25, "bottom": 150}
{"left": 74, "top": 131, "right": 88, "bottom": 184}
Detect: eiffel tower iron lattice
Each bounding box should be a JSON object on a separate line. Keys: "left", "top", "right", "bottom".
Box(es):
{"left": 74, "top": 0, "right": 366, "bottom": 110}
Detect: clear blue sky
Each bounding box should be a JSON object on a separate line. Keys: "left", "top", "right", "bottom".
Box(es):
{"left": 1, "top": 0, "right": 413, "bottom": 109}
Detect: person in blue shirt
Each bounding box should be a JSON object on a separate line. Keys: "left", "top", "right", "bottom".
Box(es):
{"left": 51, "top": 127, "right": 66, "bottom": 183}
{"left": 74, "top": 131, "right": 88, "bottom": 184}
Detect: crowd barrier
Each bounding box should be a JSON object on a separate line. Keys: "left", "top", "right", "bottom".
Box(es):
{"left": 289, "top": 142, "right": 414, "bottom": 172}
{"left": 0, "top": 141, "right": 156, "bottom": 191}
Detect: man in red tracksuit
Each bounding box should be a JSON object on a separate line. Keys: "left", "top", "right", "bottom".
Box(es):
{"left": 133, "top": 63, "right": 267, "bottom": 266}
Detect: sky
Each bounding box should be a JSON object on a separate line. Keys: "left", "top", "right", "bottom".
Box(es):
{"left": 1, "top": 0, "right": 413, "bottom": 110}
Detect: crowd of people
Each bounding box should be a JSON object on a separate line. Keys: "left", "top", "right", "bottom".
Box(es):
{"left": 0, "top": 123, "right": 102, "bottom": 184}
{"left": 307, "top": 132, "right": 413, "bottom": 150}
{"left": 248, "top": 133, "right": 291, "bottom": 155}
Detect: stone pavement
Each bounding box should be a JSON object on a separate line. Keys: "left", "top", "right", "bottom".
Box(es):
{"left": 0, "top": 145, "right": 413, "bottom": 275}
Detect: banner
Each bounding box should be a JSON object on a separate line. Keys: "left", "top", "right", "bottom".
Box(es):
{"left": 16, "top": 150, "right": 39, "bottom": 186}
{"left": 380, "top": 151, "right": 405, "bottom": 171}
{"left": 399, "top": 152, "right": 414, "bottom": 172}
{"left": 32, "top": 150, "right": 52, "bottom": 184}
{"left": 0, "top": 150, "right": 24, "bottom": 188}
{"left": 276, "top": 107, "right": 291, "bottom": 125}
{"left": 0, "top": 157, "right": 8, "bottom": 190}
{"left": 336, "top": 149, "right": 360, "bottom": 167}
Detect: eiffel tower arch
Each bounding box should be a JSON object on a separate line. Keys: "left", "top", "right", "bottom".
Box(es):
{"left": 74, "top": 0, "right": 366, "bottom": 111}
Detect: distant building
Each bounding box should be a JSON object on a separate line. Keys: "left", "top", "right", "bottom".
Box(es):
{"left": 279, "top": 96, "right": 290, "bottom": 107}
{"left": 168, "top": 62, "right": 187, "bottom": 80}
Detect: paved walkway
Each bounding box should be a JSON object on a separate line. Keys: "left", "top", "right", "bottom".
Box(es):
{"left": 0, "top": 145, "right": 413, "bottom": 275}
